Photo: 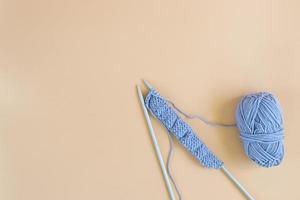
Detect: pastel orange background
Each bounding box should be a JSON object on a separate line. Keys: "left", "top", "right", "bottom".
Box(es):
{"left": 1, "top": 0, "right": 300, "bottom": 199}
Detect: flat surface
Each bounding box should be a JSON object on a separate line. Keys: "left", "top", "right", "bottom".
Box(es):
{"left": 1, "top": 0, "right": 300, "bottom": 199}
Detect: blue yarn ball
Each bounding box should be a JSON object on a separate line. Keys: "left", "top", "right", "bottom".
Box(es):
{"left": 236, "top": 92, "right": 284, "bottom": 167}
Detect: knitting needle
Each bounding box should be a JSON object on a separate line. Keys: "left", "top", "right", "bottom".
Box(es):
{"left": 143, "top": 79, "right": 153, "bottom": 89}
{"left": 137, "top": 85, "right": 176, "bottom": 200}
{"left": 221, "top": 166, "right": 255, "bottom": 200}
{"left": 143, "top": 79, "right": 255, "bottom": 200}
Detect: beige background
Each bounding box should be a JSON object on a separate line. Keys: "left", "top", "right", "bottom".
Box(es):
{"left": 1, "top": 0, "right": 300, "bottom": 199}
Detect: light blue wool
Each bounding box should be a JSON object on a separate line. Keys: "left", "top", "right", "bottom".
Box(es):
{"left": 236, "top": 92, "right": 285, "bottom": 168}
{"left": 145, "top": 89, "right": 224, "bottom": 169}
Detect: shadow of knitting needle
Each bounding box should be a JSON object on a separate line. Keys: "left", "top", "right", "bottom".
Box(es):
{"left": 142, "top": 79, "right": 255, "bottom": 200}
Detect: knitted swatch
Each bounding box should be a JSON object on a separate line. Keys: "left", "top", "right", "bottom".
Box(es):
{"left": 145, "top": 89, "right": 223, "bottom": 169}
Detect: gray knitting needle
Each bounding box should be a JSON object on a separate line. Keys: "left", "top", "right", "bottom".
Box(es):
{"left": 221, "top": 166, "right": 255, "bottom": 200}
{"left": 137, "top": 85, "right": 176, "bottom": 200}
{"left": 143, "top": 79, "right": 255, "bottom": 200}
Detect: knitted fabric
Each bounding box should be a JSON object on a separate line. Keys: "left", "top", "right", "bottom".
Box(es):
{"left": 145, "top": 89, "right": 223, "bottom": 169}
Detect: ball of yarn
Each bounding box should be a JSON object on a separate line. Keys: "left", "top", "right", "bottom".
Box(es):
{"left": 236, "top": 92, "right": 284, "bottom": 167}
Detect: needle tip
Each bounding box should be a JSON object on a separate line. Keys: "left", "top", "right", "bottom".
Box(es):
{"left": 143, "top": 79, "right": 153, "bottom": 89}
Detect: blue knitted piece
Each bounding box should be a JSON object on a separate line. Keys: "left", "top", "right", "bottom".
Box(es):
{"left": 145, "top": 89, "right": 224, "bottom": 169}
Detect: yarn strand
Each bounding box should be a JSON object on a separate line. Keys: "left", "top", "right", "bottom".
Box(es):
{"left": 167, "top": 100, "right": 237, "bottom": 128}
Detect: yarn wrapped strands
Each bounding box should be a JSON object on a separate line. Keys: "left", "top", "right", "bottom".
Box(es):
{"left": 145, "top": 89, "right": 223, "bottom": 169}
{"left": 236, "top": 92, "right": 285, "bottom": 168}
